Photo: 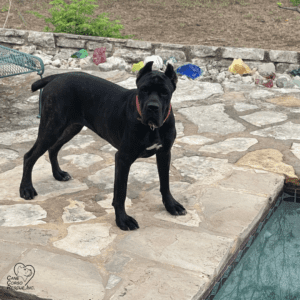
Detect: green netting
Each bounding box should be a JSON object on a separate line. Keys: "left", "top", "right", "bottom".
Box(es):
{"left": 204, "top": 192, "right": 300, "bottom": 300}
{"left": 0, "top": 45, "right": 44, "bottom": 118}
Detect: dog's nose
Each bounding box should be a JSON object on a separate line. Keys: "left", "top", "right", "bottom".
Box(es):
{"left": 147, "top": 101, "right": 159, "bottom": 112}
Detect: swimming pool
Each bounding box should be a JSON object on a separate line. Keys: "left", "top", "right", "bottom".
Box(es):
{"left": 201, "top": 184, "right": 300, "bottom": 300}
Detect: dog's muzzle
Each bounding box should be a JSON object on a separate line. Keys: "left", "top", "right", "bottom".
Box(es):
{"left": 148, "top": 121, "right": 158, "bottom": 131}
{"left": 147, "top": 101, "right": 160, "bottom": 130}
{"left": 136, "top": 95, "right": 171, "bottom": 130}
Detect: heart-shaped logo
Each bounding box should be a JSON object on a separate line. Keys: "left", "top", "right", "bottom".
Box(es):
{"left": 14, "top": 263, "right": 35, "bottom": 285}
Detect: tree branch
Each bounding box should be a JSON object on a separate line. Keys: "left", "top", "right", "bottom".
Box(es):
{"left": 278, "top": 3, "right": 300, "bottom": 14}
{"left": 2, "top": 0, "right": 12, "bottom": 29}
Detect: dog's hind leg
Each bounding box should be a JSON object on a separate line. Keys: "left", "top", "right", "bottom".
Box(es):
{"left": 48, "top": 123, "right": 83, "bottom": 181}
{"left": 19, "top": 115, "right": 69, "bottom": 200}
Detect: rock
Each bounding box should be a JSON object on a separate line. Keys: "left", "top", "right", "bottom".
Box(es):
{"left": 10, "top": 45, "right": 300, "bottom": 90}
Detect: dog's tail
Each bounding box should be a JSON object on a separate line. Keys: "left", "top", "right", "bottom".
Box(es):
{"left": 31, "top": 74, "right": 61, "bottom": 92}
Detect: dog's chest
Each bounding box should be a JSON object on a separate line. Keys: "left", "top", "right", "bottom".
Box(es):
{"left": 139, "top": 129, "right": 163, "bottom": 158}
{"left": 146, "top": 143, "right": 162, "bottom": 151}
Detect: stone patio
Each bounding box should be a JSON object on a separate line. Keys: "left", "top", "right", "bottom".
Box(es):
{"left": 0, "top": 65, "right": 300, "bottom": 299}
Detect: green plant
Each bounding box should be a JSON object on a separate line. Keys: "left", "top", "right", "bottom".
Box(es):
{"left": 1, "top": 5, "right": 9, "bottom": 12}
{"left": 290, "top": 0, "right": 300, "bottom": 6}
{"left": 26, "top": 0, "right": 136, "bottom": 39}
{"left": 278, "top": 0, "right": 300, "bottom": 6}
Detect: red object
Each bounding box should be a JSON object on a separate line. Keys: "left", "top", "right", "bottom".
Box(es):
{"left": 93, "top": 47, "right": 106, "bottom": 65}
{"left": 285, "top": 176, "right": 300, "bottom": 186}
{"left": 262, "top": 79, "right": 273, "bottom": 88}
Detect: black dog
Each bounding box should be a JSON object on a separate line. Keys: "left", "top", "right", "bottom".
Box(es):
{"left": 19, "top": 61, "right": 187, "bottom": 230}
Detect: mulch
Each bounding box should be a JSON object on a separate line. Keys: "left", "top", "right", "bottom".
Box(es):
{"left": 0, "top": 0, "right": 299, "bottom": 52}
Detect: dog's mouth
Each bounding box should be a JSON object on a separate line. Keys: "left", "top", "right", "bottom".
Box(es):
{"left": 148, "top": 120, "right": 159, "bottom": 131}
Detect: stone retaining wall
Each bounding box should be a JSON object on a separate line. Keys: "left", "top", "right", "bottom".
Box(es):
{"left": 0, "top": 28, "right": 300, "bottom": 74}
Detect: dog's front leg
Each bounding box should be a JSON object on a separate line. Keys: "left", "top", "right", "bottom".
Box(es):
{"left": 156, "top": 151, "right": 187, "bottom": 216}
{"left": 112, "top": 151, "right": 139, "bottom": 231}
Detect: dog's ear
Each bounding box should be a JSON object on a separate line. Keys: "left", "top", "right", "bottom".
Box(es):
{"left": 164, "top": 63, "right": 178, "bottom": 91}
{"left": 136, "top": 61, "right": 154, "bottom": 84}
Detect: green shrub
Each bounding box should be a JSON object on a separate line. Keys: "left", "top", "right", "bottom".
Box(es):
{"left": 26, "top": 0, "right": 136, "bottom": 39}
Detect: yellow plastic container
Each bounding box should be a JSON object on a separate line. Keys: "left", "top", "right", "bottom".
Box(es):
{"left": 228, "top": 58, "right": 252, "bottom": 75}
{"left": 132, "top": 61, "right": 144, "bottom": 72}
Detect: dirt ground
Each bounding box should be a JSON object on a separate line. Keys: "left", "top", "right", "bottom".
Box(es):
{"left": 0, "top": 0, "right": 300, "bottom": 52}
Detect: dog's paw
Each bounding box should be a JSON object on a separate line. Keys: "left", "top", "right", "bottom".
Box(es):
{"left": 20, "top": 184, "right": 38, "bottom": 200}
{"left": 53, "top": 170, "right": 72, "bottom": 181}
{"left": 165, "top": 200, "right": 187, "bottom": 216}
{"left": 116, "top": 214, "right": 139, "bottom": 231}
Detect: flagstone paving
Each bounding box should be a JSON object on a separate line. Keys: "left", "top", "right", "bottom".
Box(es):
{"left": 0, "top": 66, "right": 300, "bottom": 299}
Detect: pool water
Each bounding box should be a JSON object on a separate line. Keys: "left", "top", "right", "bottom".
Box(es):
{"left": 203, "top": 189, "right": 300, "bottom": 300}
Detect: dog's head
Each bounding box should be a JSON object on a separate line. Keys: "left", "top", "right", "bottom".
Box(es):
{"left": 135, "top": 61, "right": 178, "bottom": 129}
